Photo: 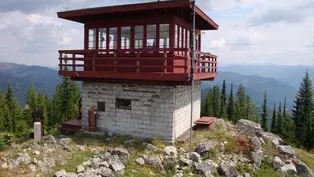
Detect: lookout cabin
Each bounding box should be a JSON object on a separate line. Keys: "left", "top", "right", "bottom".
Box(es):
{"left": 57, "top": 0, "right": 219, "bottom": 142}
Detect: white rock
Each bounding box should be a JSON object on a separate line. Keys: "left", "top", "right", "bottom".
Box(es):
{"left": 1, "top": 163, "right": 8, "bottom": 169}
{"left": 273, "top": 156, "right": 284, "bottom": 170}
{"left": 164, "top": 146, "right": 177, "bottom": 158}
{"left": 54, "top": 169, "right": 67, "bottom": 177}
{"left": 136, "top": 158, "right": 145, "bottom": 165}
{"left": 278, "top": 145, "right": 296, "bottom": 157}
{"left": 33, "top": 151, "right": 40, "bottom": 156}
{"left": 279, "top": 163, "right": 297, "bottom": 176}
{"left": 77, "top": 165, "right": 85, "bottom": 173}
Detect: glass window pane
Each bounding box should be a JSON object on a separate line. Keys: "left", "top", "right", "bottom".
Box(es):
{"left": 121, "top": 26, "right": 131, "bottom": 49}
{"left": 159, "top": 24, "right": 169, "bottom": 48}
{"left": 134, "top": 26, "right": 144, "bottom": 49}
{"left": 98, "top": 28, "right": 107, "bottom": 50}
{"left": 175, "top": 25, "right": 178, "bottom": 48}
{"left": 183, "top": 28, "right": 186, "bottom": 48}
{"left": 109, "top": 27, "right": 117, "bottom": 49}
{"left": 147, "top": 25, "right": 156, "bottom": 48}
{"left": 187, "top": 30, "right": 190, "bottom": 49}
{"left": 179, "top": 26, "right": 182, "bottom": 48}
{"left": 88, "top": 29, "right": 96, "bottom": 50}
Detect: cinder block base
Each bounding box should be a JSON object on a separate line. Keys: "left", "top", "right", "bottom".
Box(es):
{"left": 81, "top": 81, "right": 201, "bottom": 142}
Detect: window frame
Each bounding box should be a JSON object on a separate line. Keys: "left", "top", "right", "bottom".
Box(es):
{"left": 97, "top": 101, "right": 106, "bottom": 112}
{"left": 116, "top": 98, "right": 132, "bottom": 110}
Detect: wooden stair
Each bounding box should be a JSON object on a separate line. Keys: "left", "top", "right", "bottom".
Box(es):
{"left": 58, "top": 119, "right": 82, "bottom": 132}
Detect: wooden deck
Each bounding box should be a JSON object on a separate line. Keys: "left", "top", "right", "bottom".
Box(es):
{"left": 194, "top": 117, "right": 217, "bottom": 129}
{"left": 58, "top": 119, "right": 82, "bottom": 132}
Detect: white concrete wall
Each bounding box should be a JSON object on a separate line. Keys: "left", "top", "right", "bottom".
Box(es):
{"left": 81, "top": 81, "right": 201, "bottom": 142}
{"left": 173, "top": 81, "right": 201, "bottom": 140}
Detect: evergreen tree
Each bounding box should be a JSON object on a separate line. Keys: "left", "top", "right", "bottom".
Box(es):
{"left": 5, "top": 85, "right": 20, "bottom": 133}
{"left": 282, "top": 99, "right": 295, "bottom": 143}
{"left": 261, "top": 91, "right": 268, "bottom": 131}
{"left": 26, "top": 83, "right": 38, "bottom": 110}
{"left": 271, "top": 103, "right": 277, "bottom": 133}
{"left": 220, "top": 80, "right": 227, "bottom": 118}
{"left": 277, "top": 101, "right": 283, "bottom": 135}
{"left": 213, "top": 85, "right": 221, "bottom": 117}
{"left": 246, "top": 94, "right": 258, "bottom": 122}
{"left": 235, "top": 84, "right": 247, "bottom": 122}
{"left": 227, "top": 83, "right": 235, "bottom": 122}
{"left": 0, "top": 92, "right": 6, "bottom": 131}
{"left": 292, "top": 71, "right": 314, "bottom": 149}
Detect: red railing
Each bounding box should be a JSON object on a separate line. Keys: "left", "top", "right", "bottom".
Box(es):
{"left": 58, "top": 48, "right": 217, "bottom": 81}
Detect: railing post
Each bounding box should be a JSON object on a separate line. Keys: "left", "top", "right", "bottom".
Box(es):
{"left": 136, "top": 52, "right": 140, "bottom": 73}
{"left": 72, "top": 53, "right": 76, "bottom": 72}
{"left": 59, "top": 52, "right": 62, "bottom": 71}
{"left": 163, "top": 52, "right": 167, "bottom": 74}
{"left": 114, "top": 52, "right": 117, "bottom": 72}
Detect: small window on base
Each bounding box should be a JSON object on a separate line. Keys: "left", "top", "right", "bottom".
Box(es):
{"left": 116, "top": 98, "right": 131, "bottom": 110}
{"left": 97, "top": 102, "right": 106, "bottom": 112}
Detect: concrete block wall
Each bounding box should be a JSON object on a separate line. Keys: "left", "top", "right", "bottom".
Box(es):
{"left": 173, "top": 81, "right": 201, "bottom": 139}
{"left": 81, "top": 81, "right": 201, "bottom": 142}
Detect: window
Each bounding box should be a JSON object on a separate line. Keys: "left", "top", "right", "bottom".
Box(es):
{"left": 98, "top": 28, "right": 107, "bottom": 50}
{"left": 183, "top": 28, "right": 186, "bottom": 48}
{"left": 159, "top": 24, "right": 169, "bottom": 48}
{"left": 175, "top": 25, "right": 178, "bottom": 48}
{"left": 134, "top": 26, "right": 144, "bottom": 49}
{"left": 121, "top": 26, "right": 131, "bottom": 49}
{"left": 116, "top": 98, "right": 131, "bottom": 110}
{"left": 97, "top": 102, "right": 105, "bottom": 112}
{"left": 179, "top": 26, "right": 182, "bottom": 48}
{"left": 187, "top": 30, "right": 190, "bottom": 49}
{"left": 146, "top": 25, "right": 156, "bottom": 48}
{"left": 109, "top": 27, "right": 117, "bottom": 49}
{"left": 88, "top": 29, "right": 96, "bottom": 50}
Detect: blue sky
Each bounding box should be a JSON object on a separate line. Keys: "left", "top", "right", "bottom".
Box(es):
{"left": 0, "top": 0, "right": 312, "bottom": 67}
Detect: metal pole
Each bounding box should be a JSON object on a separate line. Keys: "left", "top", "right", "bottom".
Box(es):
{"left": 189, "top": 0, "right": 196, "bottom": 158}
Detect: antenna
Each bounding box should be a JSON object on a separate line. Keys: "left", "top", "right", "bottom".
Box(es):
{"left": 189, "top": 0, "right": 196, "bottom": 158}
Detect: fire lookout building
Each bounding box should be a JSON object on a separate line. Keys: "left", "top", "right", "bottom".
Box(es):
{"left": 57, "top": 0, "right": 219, "bottom": 142}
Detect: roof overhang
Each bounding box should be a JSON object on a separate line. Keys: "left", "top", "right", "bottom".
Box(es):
{"left": 57, "top": 0, "right": 218, "bottom": 30}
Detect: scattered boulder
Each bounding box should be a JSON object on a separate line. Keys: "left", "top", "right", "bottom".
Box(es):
{"left": 262, "top": 132, "right": 284, "bottom": 145}
{"left": 179, "top": 157, "right": 192, "bottom": 166}
{"left": 112, "top": 147, "right": 129, "bottom": 163}
{"left": 1, "top": 162, "right": 8, "bottom": 169}
{"left": 196, "top": 160, "right": 218, "bottom": 175}
{"left": 195, "top": 141, "right": 217, "bottom": 155}
{"left": 250, "top": 136, "right": 262, "bottom": 150}
{"left": 98, "top": 167, "right": 115, "bottom": 177}
{"left": 42, "top": 135, "right": 57, "bottom": 145}
{"left": 236, "top": 119, "right": 262, "bottom": 137}
{"left": 278, "top": 145, "right": 296, "bottom": 157}
{"left": 29, "top": 164, "right": 36, "bottom": 172}
{"left": 295, "top": 160, "right": 314, "bottom": 177}
{"left": 44, "top": 157, "right": 56, "bottom": 169}
{"left": 66, "top": 172, "right": 77, "bottom": 177}
{"left": 218, "top": 161, "right": 239, "bottom": 177}
{"left": 164, "top": 146, "right": 177, "bottom": 158}
{"left": 190, "top": 152, "right": 202, "bottom": 163}
{"left": 135, "top": 158, "right": 145, "bottom": 166}
{"left": 214, "top": 119, "right": 227, "bottom": 130}
{"left": 59, "top": 138, "right": 71, "bottom": 147}
{"left": 279, "top": 163, "right": 297, "bottom": 176}
{"left": 250, "top": 150, "right": 264, "bottom": 168}
{"left": 91, "top": 158, "right": 101, "bottom": 169}
{"left": 273, "top": 156, "right": 284, "bottom": 170}
{"left": 143, "top": 143, "right": 158, "bottom": 152}
{"left": 77, "top": 165, "right": 85, "bottom": 173}
{"left": 54, "top": 169, "right": 67, "bottom": 177}
{"left": 110, "top": 161, "right": 125, "bottom": 172}
{"left": 33, "top": 151, "right": 40, "bottom": 156}
{"left": 142, "top": 155, "right": 162, "bottom": 166}
{"left": 244, "top": 173, "right": 251, "bottom": 177}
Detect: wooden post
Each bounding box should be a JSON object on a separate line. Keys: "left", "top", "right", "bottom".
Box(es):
{"left": 163, "top": 52, "right": 167, "bottom": 73}
{"left": 59, "top": 52, "right": 62, "bottom": 71}
{"left": 72, "top": 53, "right": 76, "bottom": 72}
{"left": 136, "top": 52, "right": 140, "bottom": 73}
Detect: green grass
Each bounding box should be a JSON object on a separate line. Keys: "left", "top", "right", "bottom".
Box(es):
{"left": 295, "top": 148, "right": 314, "bottom": 172}
{"left": 254, "top": 167, "right": 281, "bottom": 177}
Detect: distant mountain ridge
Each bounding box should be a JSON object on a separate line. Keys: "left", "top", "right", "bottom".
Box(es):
{"left": 220, "top": 64, "right": 312, "bottom": 89}
{"left": 202, "top": 71, "right": 297, "bottom": 109}
{"left": 0, "top": 62, "right": 61, "bottom": 105}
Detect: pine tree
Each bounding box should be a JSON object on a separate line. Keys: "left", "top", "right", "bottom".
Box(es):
{"left": 277, "top": 101, "right": 283, "bottom": 135}
{"left": 0, "top": 92, "right": 6, "bottom": 131}
{"left": 213, "top": 85, "right": 221, "bottom": 117}
{"left": 271, "top": 103, "right": 277, "bottom": 133}
{"left": 235, "top": 84, "right": 247, "bottom": 122}
{"left": 227, "top": 83, "right": 235, "bottom": 122}
{"left": 261, "top": 91, "right": 268, "bottom": 131}
{"left": 282, "top": 98, "right": 295, "bottom": 143}
{"left": 246, "top": 94, "right": 258, "bottom": 122}
{"left": 26, "top": 83, "right": 38, "bottom": 110}
{"left": 5, "top": 85, "right": 20, "bottom": 133}
{"left": 220, "top": 80, "right": 227, "bottom": 119}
